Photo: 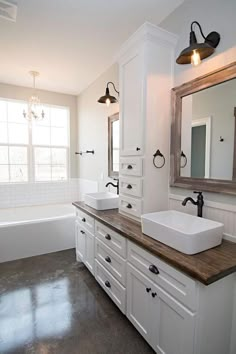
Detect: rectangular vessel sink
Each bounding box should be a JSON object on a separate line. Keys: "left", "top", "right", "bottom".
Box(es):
{"left": 141, "top": 210, "right": 223, "bottom": 255}
{"left": 84, "top": 192, "right": 119, "bottom": 211}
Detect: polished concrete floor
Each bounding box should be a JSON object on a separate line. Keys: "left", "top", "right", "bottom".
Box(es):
{"left": 0, "top": 249, "right": 154, "bottom": 354}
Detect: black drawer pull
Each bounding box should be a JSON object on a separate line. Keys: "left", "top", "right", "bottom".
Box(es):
{"left": 127, "top": 165, "right": 133, "bottom": 169}
{"left": 80, "top": 230, "right": 85, "bottom": 234}
{"left": 127, "top": 184, "right": 132, "bottom": 189}
{"left": 146, "top": 287, "right": 151, "bottom": 293}
{"left": 105, "top": 234, "right": 111, "bottom": 240}
{"left": 136, "top": 147, "right": 141, "bottom": 151}
{"left": 105, "top": 256, "right": 111, "bottom": 263}
{"left": 149, "top": 264, "right": 159, "bottom": 275}
{"left": 126, "top": 203, "right": 132, "bottom": 209}
{"left": 82, "top": 217, "right": 86, "bottom": 222}
{"left": 105, "top": 280, "right": 111, "bottom": 288}
{"left": 152, "top": 292, "right": 157, "bottom": 298}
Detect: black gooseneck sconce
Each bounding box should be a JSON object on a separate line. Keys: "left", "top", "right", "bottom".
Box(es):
{"left": 176, "top": 21, "right": 220, "bottom": 66}
{"left": 98, "top": 81, "right": 119, "bottom": 107}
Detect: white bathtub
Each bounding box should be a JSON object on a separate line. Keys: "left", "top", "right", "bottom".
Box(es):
{"left": 0, "top": 203, "right": 76, "bottom": 263}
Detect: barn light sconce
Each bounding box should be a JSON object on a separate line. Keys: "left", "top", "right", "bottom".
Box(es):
{"left": 176, "top": 21, "right": 220, "bottom": 66}
{"left": 98, "top": 82, "right": 119, "bottom": 107}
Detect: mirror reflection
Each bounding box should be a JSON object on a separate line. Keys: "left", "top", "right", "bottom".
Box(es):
{"left": 108, "top": 113, "right": 119, "bottom": 177}
{"left": 181, "top": 79, "right": 236, "bottom": 180}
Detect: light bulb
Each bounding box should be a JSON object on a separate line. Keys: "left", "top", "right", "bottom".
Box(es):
{"left": 191, "top": 50, "right": 201, "bottom": 66}
{"left": 106, "top": 98, "right": 110, "bottom": 107}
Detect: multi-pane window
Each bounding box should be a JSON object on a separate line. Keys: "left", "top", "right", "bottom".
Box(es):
{"left": 0, "top": 98, "right": 69, "bottom": 183}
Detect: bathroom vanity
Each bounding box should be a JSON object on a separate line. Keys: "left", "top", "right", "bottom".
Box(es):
{"left": 73, "top": 201, "right": 236, "bottom": 354}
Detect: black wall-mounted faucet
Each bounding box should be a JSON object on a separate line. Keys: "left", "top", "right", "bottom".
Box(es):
{"left": 182, "top": 191, "right": 204, "bottom": 217}
{"left": 105, "top": 179, "right": 119, "bottom": 195}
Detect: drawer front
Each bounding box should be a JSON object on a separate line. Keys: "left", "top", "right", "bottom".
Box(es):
{"left": 95, "top": 238, "right": 126, "bottom": 286}
{"left": 76, "top": 209, "right": 95, "bottom": 235}
{"left": 127, "top": 241, "right": 197, "bottom": 311}
{"left": 95, "top": 260, "right": 126, "bottom": 314}
{"left": 119, "top": 195, "right": 142, "bottom": 218}
{"left": 95, "top": 221, "right": 127, "bottom": 258}
{"left": 119, "top": 176, "right": 142, "bottom": 198}
{"left": 120, "top": 157, "right": 143, "bottom": 176}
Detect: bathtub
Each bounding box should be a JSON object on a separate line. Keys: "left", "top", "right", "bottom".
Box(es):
{"left": 0, "top": 203, "right": 76, "bottom": 263}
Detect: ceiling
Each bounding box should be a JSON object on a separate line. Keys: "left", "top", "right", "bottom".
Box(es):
{"left": 0, "top": 0, "right": 184, "bottom": 95}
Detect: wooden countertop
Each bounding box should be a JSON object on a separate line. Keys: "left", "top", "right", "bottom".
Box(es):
{"left": 73, "top": 202, "right": 236, "bottom": 285}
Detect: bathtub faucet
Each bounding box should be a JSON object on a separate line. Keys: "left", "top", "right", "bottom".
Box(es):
{"left": 105, "top": 179, "right": 119, "bottom": 195}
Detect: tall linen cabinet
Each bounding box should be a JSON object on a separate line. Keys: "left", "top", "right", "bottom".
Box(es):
{"left": 117, "top": 23, "right": 177, "bottom": 220}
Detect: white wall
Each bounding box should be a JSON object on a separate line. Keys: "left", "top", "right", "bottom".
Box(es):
{"left": 0, "top": 82, "right": 78, "bottom": 177}
{"left": 77, "top": 64, "right": 119, "bottom": 193}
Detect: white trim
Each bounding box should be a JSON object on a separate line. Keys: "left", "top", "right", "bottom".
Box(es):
{"left": 192, "top": 116, "right": 211, "bottom": 178}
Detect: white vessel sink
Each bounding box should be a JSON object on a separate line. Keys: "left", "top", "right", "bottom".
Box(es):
{"left": 84, "top": 192, "right": 119, "bottom": 211}
{"left": 141, "top": 210, "right": 223, "bottom": 255}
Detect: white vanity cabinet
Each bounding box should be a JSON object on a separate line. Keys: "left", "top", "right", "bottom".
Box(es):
{"left": 117, "top": 23, "right": 178, "bottom": 219}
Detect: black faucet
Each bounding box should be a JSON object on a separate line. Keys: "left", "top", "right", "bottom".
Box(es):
{"left": 182, "top": 191, "right": 204, "bottom": 217}
{"left": 105, "top": 179, "right": 119, "bottom": 195}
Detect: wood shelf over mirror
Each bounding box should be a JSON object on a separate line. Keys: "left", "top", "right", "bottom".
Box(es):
{"left": 170, "top": 61, "right": 236, "bottom": 195}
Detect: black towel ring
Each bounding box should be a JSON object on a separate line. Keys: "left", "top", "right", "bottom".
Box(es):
{"left": 180, "top": 151, "right": 187, "bottom": 168}
{"left": 153, "top": 149, "right": 165, "bottom": 169}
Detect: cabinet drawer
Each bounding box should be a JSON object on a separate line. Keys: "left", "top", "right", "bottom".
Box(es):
{"left": 95, "top": 221, "right": 127, "bottom": 258}
{"left": 95, "top": 238, "right": 126, "bottom": 286}
{"left": 119, "top": 176, "right": 142, "bottom": 198}
{"left": 76, "top": 209, "right": 95, "bottom": 235}
{"left": 128, "top": 241, "right": 197, "bottom": 311}
{"left": 119, "top": 195, "right": 142, "bottom": 218}
{"left": 95, "top": 260, "right": 126, "bottom": 314}
{"left": 120, "top": 157, "right": 143, "bottom": 176}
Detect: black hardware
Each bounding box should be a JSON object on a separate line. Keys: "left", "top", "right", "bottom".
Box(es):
{"left": 127, "top": 165, "right": 133, "bottom": 170}
{"left": 136, "top": 147, "right": 141, "bottom": 151}
{"left": 126, "top": 203, "right": 132, "bottom": 209}
{"left": 105, "top": 234, "right": 111, "bottom": 240}
{"left": 98, "top": 82, "right": 119, "bottom": 105}
{"left": 75, "top": 150, "right": 95, "bottom": 156}
{"left": 127, "top": 184, "right": 132, "bottom": 189}
{"left": 152, "top": 292, "right": 157, "bottom": 298}
{"left": 105, "top": 280, "right": 111, "bottom": 288}
{"left": 105, "top": 256, "right": 111, "bottom": 263}
{"left": 153, "top": 149, "right": 165, "bottom": 169}
{"left": 182, "top": 191, "right": 204, "bottom": 217}
{"left": 80, "top": 230, "right": 85, "bottom": 234}
{"left": 176, "top": 21, "right": 220, "bottom": 65}
{"left": 82, "top": 217, "right": 86, "bottom": 222}
{"left": 180, "top": 151, "right": 188, "bottom": 168}
{"left": 146, "top": 287, "right": 151, "bottom": 293}
{"left": 220, "top": 136, "right": 224, "bottom": 142}
{"left": 105, "top": 179, "right": 119, "bottom": 195}
{"left": 149, "top": 264, "right": 159, "bottom": 275}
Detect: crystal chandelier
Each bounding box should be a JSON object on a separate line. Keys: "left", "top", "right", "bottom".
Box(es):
{"left": 23, "top": 71, "right": 45, "bottom": 121}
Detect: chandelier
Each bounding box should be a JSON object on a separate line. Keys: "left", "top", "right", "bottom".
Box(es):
{"left": 23, "top": 71, "right": 45, "bottom": 121}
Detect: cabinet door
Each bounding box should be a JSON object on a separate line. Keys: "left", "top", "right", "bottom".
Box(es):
{"left": 127, "top": 263, "right": 153, "bottom": 344}
{"left": 76, "top": 222, "right": 86, "bottom": 262}
{"left": 119, "top": 50, "right": 144, "bottom": 156}
{"left": 151, "top": 284, "right": 195, "bottom": 354}
{"left": 85, "top": 230, "right": 95, "bottom": 275}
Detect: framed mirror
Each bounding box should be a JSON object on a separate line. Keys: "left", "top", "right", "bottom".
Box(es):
{"left": 171, "top": 61, "right": 236, "bottom": 195}
{"left": 108, "top": 113, "right": 119, "bottom": 178}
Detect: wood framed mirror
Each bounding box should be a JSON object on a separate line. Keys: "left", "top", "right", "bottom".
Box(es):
{"left": 170, "top": 61, "right": 236, "bottom": 195}
{"left": 108, "top": 112, "right": 119, "bottom": 178}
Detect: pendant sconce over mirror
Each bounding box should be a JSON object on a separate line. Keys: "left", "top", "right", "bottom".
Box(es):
{"left": 176, "top": 21, "right": 220, "bottom": 66}
{"left": 98, "top": 81, "right": 119, "bottom": 107}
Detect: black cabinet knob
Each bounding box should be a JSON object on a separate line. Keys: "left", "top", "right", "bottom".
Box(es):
{"left": 105, "top": 280, "right": 111, "bottom": 288}
{"left": 149, "top": 264, "right": 159, "bottom": 275}
{"left": 146, "top": 287, "right": 151, "bottom": 293}
{"left": 127, "top": 184, "right": 132, "bottom": 189}
{"left": 136, "top": 147, "right": 141, "bottom": 151}
{"left": 126, "top": 203, "right": 132, "bottom": 209}
{"left": 127, "top": 165, "right": 133, "bottom": 169}
{"left": 105, "top": 234, "right": 111, "bottom": 240}
{"left": 80, "top": 230, "right": 85, "bottom": 234}
{"left": 105, "top": 256, "right": 111, "bottom": 263}
{"left": 152, "top": 292, "right": 157, "bottom": 298}
{"left": 82, "top": 217, "right": 86, "bottom": 222}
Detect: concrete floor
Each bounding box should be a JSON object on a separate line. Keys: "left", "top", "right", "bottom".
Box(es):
{"left": 0, "top": 249, "right": 154, "bottom": 354}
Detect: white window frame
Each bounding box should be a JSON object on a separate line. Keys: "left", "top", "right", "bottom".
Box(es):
{"left": 0, "top": 98, "right": 70, "bottom": 184}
